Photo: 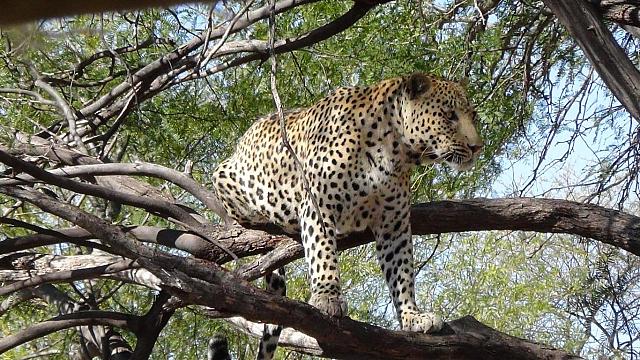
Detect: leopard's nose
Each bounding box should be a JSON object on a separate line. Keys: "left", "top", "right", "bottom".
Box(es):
{"left": 468, "top": 143, "right": 483, "bottom": 154}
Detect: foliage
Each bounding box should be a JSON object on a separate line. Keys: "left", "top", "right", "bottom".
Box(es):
{"left": 1, "top": 0, "right": 639, "bottom": 359}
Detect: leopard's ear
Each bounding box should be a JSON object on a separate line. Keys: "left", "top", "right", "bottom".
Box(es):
{"left": 408, "top": 73, "right": 431, "bottom": 100}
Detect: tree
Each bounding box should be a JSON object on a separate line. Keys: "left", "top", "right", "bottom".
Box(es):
{"left": 1, "top": 0, "right": 639, "bottom": 359}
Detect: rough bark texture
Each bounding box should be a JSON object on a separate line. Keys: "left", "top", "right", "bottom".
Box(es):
{"left": 410, "top": 198, "right": 640, "bottom": 255}
{"left": 4, "top": 198, "right": 638, "bottom": 282}
{"left": 238, "top": 198, "right": 640, "bottom": 279}
{"left": 590, "top": 0, "right": 640, "bottom": 26}
{"left": 1, "top": 184, "right": 587, "bottom": 359}
{"left": 543, "top": 0, "right": 640, "bottom": 120}
{"left": 151, "top": 260, "right": 580, "bottom": 360}
{"left": 223, "top": 315, "right": 581, "bottom": 359}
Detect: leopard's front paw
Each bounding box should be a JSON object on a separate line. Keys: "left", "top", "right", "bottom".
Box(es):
{"left": 401, "top": 310, "right": 443, "bottom": 333}
{"left": 309, "top": 292, "right": 348, "bottom": 317}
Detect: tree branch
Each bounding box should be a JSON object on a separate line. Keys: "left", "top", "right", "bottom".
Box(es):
{"left": 542, "top": 0, "right": 640, "bottom": 120}
{"left": 223, "top": 316, "right": 322, "bottom": 356}
{"left": 131, "top": 291, "right": 178, "bottom": 359}
{"left": 0, "top": 148, "right": 238, "bottom": 259}
{"left": 0, "top": 0, "right": 216, "bottom": 25}
{"left": 184, "top": 0, "right": 393, "bottom": 81}
{"left": 1, "top": 284, "right": 134, "bottom": 358}
{"left": 0, "top": 258, "right": 140, "bottom": 296}
{"left": 3, "top": 196, "right": 638, "bottom": 281}
{"left": 0, "top": 252, "right": 162, "bottom": 291}
{"left": 237, "top": 198, "right": 640, "bottom": 279}
{"left": 7, "top": 135, "right": 170, "bottom": 201}
{"left": 148, "top": 260, "right": 579, "bottom": 360}
{"left": 2, "top": 185, "right": 622, "bottom": 358}
{"left": 0, "top": 311, "right": 136, "bottom": 355}
{"left": 222, "top": 314, "right": 583, "bottom": 359}
{"left": 1, "top": 162, "right": 226, "bottom": 218}
{"left": 74, "top": 0, "right": 321, "bottom": 133}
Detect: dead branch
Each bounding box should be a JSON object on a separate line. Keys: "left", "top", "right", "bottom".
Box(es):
{"left": 0, "top": 253, "right": 161, "bottom": 292}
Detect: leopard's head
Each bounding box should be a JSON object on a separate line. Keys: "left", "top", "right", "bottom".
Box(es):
{"left": 399, "top": 73, "right": 483, "bottom": 171}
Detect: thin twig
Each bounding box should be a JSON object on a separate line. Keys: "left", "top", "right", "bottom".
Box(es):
{"left": 268, "top": 0, "right": 327, "bottom": 235}
{"left": 34, "top": 78, "right": 88, "bottom": 154}
{"left": 199, "top": 0, "right": 255, "bottom": 70}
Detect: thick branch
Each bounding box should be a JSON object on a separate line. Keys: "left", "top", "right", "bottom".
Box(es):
{"left": 150, "top": 261, "right": 578, "bottom": 360}
{"left": 239, "top": 198, "right": 640, "bottom": 279}
{"left": 131, "top": 291, "right": 177, "bottom": 359}
{"left": 0, "top": 253, "right": 161, "bottom": 291}
{"left": 0, "top": 224, "right": 107, "bottom": 253}
{"left": 223, "top": 315, "right": 581, "bottom": 359}
{"left": 0, "top": 186, "right": 602, "bottom": 358}
{"left": 3, "top": 196, "right": 638, "bottom": 281}
{"left": 0, "top": 224, "right": 244, "bottom": 263}
{"left": 1, "top": 162, "right": 226, "bottom": 218}
{"left": 0, "top": 148, "right": 237, "bottom": 258}
{"left": 0, "top": 258, "right": 138, "bottom": 296}
{"left": 542, "top": 0, "right": 640, "bottom": 120}
{"left": 410, "top": 198, "right": 640, "bottom": 254}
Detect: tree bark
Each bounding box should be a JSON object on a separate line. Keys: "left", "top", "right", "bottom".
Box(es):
{"left": 150, "top": 260, "right": 580, "bottom": 360}
{"left": 4, "top": 198, "right": 639, "bottom": 283}
{"left": 222, "top": 315, "right": 582, "bottom": 359}
{"left": 590, "top": 0, "right": 640, "bottom": 27}
{"left": 2, "top": 183, "right": 588, "bottom": 359}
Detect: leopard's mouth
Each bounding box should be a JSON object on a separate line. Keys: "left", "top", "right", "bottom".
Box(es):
{"left": 442, "top": 149, "right": 477, "bottom": 171}
{"left": 410, "top": 146, "right": 477, "bottom": 170}
{"left": 409, "top": 146, "right": 440, "bottom": 165}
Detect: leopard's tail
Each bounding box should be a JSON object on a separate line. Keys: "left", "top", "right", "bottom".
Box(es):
{"left": 255, "top": 268, "right": 286, "bottom": 360}
{"left": 208, "top": 334, "right": 231, "bottom": 360}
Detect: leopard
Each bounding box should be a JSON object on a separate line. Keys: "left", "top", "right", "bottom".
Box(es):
{"left": 210, "top": 73, "right": 483, "bottom": 359}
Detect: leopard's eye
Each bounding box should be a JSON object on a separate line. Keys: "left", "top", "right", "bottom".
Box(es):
{"left": 445, "top": 110, "right": 458, "bottom": 122}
